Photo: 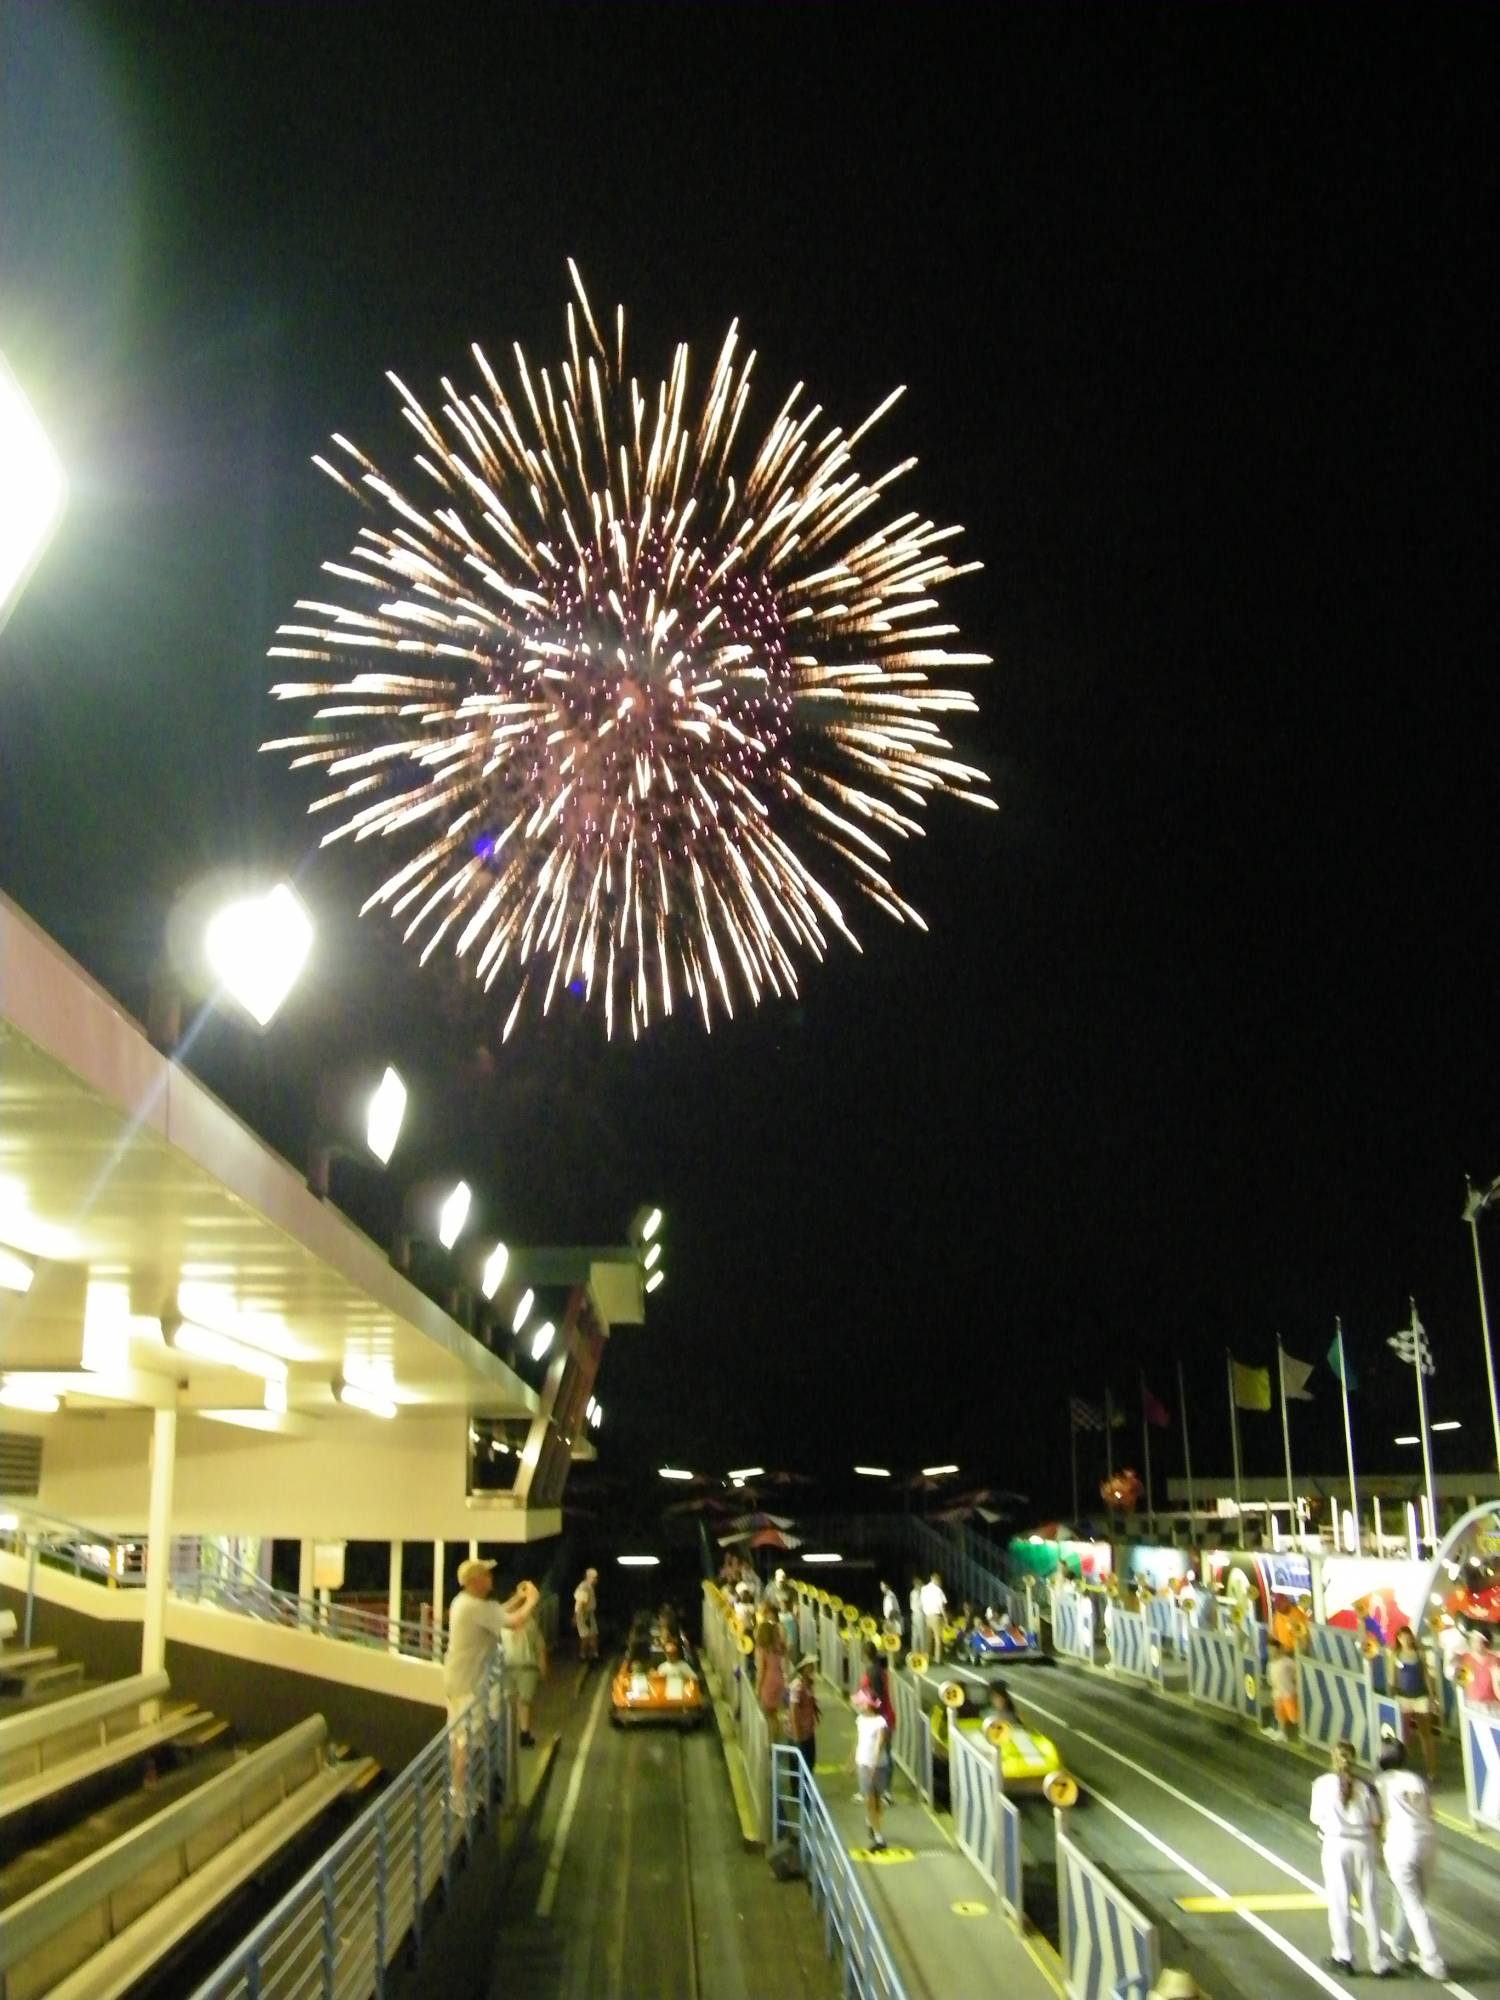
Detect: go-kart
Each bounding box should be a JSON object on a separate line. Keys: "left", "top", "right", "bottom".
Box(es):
{"left": 610, "top": 1656, "right": 706, "bottom": 1728}
{"left": 960, "top": 1623, "right": 1041, "bottom": 1665}
{"left": 928, "top": 1682, "right": 1073, "bottom": 1798}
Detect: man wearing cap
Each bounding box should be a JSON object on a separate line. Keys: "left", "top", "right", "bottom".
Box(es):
{"left": 445, "top": 1558, "right": 540, "bottom": 1735}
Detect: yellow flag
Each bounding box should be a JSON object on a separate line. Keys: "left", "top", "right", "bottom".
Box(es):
{"left": 1232, "top": 1359, "right": 1271, "bottom": 1411}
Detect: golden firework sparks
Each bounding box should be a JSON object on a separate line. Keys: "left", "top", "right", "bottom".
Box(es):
{"left": 267, "top": 265, "right": 994, "bottom": 1036}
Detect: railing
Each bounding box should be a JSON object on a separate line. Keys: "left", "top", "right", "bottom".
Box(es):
{"left": 192, "top": 1657, "right": 515, "bottom": 1999}
{"left": 770, "top": 1744, "right": 908, "bottom": 2000}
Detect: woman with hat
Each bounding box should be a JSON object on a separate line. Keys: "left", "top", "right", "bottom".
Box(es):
{"left": 787, "top": 1653, "right": 820, "bottom": 1771}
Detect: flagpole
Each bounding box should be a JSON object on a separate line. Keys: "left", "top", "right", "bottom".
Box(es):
{"left": 1140, "top": 1374, "right": 1154, "bottom": 1529}
{"left": 1177, "top": 1357, "right": 1197, "bottom": 1527}
{"left": 1335, "top": 1319, "right": 1360, "bottom": 1555}
{"left": 1410, "top": 1300, "right": 1437, "bottom": 1555}
{"left": 1069, "top": 1405, "right": 1079, "bottom": 1527}
{"left": 1105, "top": 1385, "right": 1115, "bottom": 1482}
{"left": 1277, "top": 1335, "right": 1298, "bottom": 1550}
{"left": 1226, "top": 1350, "right": 1245, "bottom": 1548}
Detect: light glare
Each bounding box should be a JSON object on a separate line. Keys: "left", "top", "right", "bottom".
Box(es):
{"left": 803, "top": 1552, "right": 843, "bottom": 1564}
{"left": 618, "top": 1555, "right": 660, "bottom": 1566}
{"left": 643, "top": 1242, "right": 662, "bottom": 1271}
{"left": 921, "top": 1463, "right": 959, "bottom": 1477}
{"left": 642, "top": 1208, "right": 663, "bottom": 1242}
{"left": 658, "top": 1466, "right": 694, "bottom": 1481}
{"left": 205, "top": 883, "right": 313, "bottom": 1027}
{"left": 511, "top": 1287, "right": 534, "bottom": 1333}
{"left": 365, "top": 1067, "right": 407, "bottom": 1164}
{"left": 437, "top": 1180, "right": 472, "bottom": 1249}
{"left": 853, "top": 1464, "right": 891, "bottom": 1478}
{"left": 166, "top": 1319, "right": 289, "bottom": 1384}
{"left": 481, "top": 1241, "right": 509, "bottom": 1299}
{"left": 0, "top": 355, "right": 66, "bottom": 626}
{"left": 645, "top": 1269, "right": 664, "bottom": 1294}
{"left": 337, "top": 1378, "right": 398, "bottom": 1419}
{"left": 0, "top": 1379, "right": 61, "bottom": 1413}
{"left": 529, "top": 1320, "right": 555, "bottom": 1362}
{"left": 0, "top": 1246, "right": 35, "bottom": 1295}
{"left": 1431, "top": 1420, "right": 1462, "bottom": 1432}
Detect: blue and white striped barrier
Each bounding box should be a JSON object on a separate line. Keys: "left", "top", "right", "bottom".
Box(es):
{"left": 1187, "top": 1627, "right": 1248, "bottom": 1718}
{"left": 844, "top": 1624, "right": 866, "bottom": 1693}
{"left": 819, "top": 1608, "right": 845, "bottom": 1691}
{"left": 1297, "top": 1653, "right": 1376, "bottom": 1766}
{"left": 1460, "top": 1692, "right": 1500, "bottom": 1832}
{"left": 891, "top": 1669, "right": 933, "bottom": 1804}
{"left": 1142, "top": 1595, "right": 1185, "bottom": 1658}
{"left": 950, "top": 1725, "right": 998, "bottom": 1883}
{"left": 1303, "top": 1622, "right": 1365, "bottom": 1675}
{"left": 1052, "top": 1588, "right": 1096, "bottom": 1665}
{"left": 1058, "top": 1826, "right": 1160, "bottom": 2000}
{"left": 799, "top": 1598, "right": 818, "bottom": 1659}
{"left": 1106, "top": 1607, "right": 1162, "bottom": 1689}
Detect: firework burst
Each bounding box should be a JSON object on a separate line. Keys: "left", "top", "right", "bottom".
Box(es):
{"left": 267, "top": 263, "right": 993, "bottom": 1036}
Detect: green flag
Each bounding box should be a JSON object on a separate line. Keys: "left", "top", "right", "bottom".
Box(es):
{"left": 1326, "top": 1332, "right": 1358, "bottom": 1391}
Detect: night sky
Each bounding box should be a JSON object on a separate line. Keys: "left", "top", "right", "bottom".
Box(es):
{"left": 3, "top": 4, "right": 1498, "bottom": 1518}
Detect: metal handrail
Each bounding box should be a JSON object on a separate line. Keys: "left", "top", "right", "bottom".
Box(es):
{"left": 770, "top": 1743, "right": 908, "bottom": 2000}
{"left": 191, "top": 1656, "right": 515, "bottom": 1999}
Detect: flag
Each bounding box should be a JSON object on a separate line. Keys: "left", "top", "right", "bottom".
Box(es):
{"left": 1070, "top": 1396, "right": 1104, "bottom": 1432}
{"left": 1231, "top": 1359, "right": 1271, "bottom": 1411}
{"left": 1327, "top": 1332, "right": 1358, "bottom": 1392}
{"left": 1142, "top": 1383, "right": 1171, "bottom": 1428}
{"left": 1279, "top": 1350, "right": 1314, "bottom": 1402}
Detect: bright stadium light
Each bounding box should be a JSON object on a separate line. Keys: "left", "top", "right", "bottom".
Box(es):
{"left": 642, "top": 1207, "right": 663, "bottom": 1242}
{"left": 437, "top": 1180, "right": 471, "bottom": 1249}
{"left": 643, "top": 1242, "right": 662, "bottom": 1271}
{"left": 0, "top": 1379, "right": 60, "bottom": 1414}
{"left": 165, "top": 1317, "right": 289, "bottom": 1384}
{"left": 1394, "top": 1435, "right": 1420, "bottom": 1446}
{"left": 0, "top": 353, "right": 67, "bottom": 629}
{"left": 205, "top": 882, "right": 313, "bottom": 1027}
{"left": 921, "top": 1463, "right": 960, "bottom": 1477}
{"left": 511, "top": 1287, "right": 534, "bottom": 1333}
{"left": 365, "top": 1067, "right": 407, "bottom": 1164}
{"left": 645, "top": 1269, "right": 664, "bottom": 1295}
{"left": 658, "top": 1466, "right": 694, "bottom": 1481}
{"left": 529, "top": 1321, "right": 555, "bottom": 1362}
{"left": 618, "top": 1555, "right": 660, "bottom": 1567}
{"left": 1431, "top": 1420, "right": 1462, "bottom": 1433}
{"left": 336, "top": 1378, "right": 398, "bottom": 1419}
{"left": 480, "top": 1241, "right": 509, "bottom": 1300}
{"left": 0, "top": 1245, "right": 35, "bottom": 1295}
{"left": 853, "top": 1465, "right": 891, "bottom": 1478}
{"left": 592, "top": 1402, "right": 603, "bottom": 1429}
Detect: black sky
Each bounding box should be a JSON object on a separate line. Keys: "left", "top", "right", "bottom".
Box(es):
{"left": 2, "top": 3, "right": 1498, "bottom": 1515}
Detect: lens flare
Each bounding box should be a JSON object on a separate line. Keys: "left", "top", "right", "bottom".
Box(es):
{"left": 267, "top": 265, "right": 992, "bottom": 1036}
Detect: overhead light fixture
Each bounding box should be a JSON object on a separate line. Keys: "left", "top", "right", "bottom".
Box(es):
{"left": 642, "top": 1207, "right": 663, "bottom": 1242}
{"left": 1431, "top": 1420, "right": 1462, "bottom": 1433}
{"left": 336, "top": 1378, "right": 398, "bottom": 1419}
{"left": 165, "top": 1318, "right": 289, "bottom": 1384}
{"left": 1394, "top": 1435, "right": 1420, "bottom": 1446}
{"left": 437, "top": 1180, "right": 471, "bottom": 1250}
{"left": 529, "top": 1321, "right": 555, "bottom": 1362}
{"left": 803, "top": 1552, "right": 843, "bottom": 1565}
{"left": 658, "top": 1466, "right": 694, "bottom": 1481}
{"left": 592, "top": 1403, "right": 603, "bottom": 1429}
{"left": 853, "top": 1464, "right": 891, "bottom": 1478}
{"left": 0, "top": 1379, "right": 60, "bottom": 1413}
{"left": 198, "top": 1407, "right": 313, "bottom": 1435}
{"left": 643, "top": 1242, "right": 662, "bottom": 1271}
{"left": 480, "top": 1241, "right": 509, "bottom": 1300}
{"left": 645, "top": 1270, "right": 664, "bottom": 1295}
{"left": 618, "top": 1554, "right": 660, "bottom": 1567}
{"left": 727, "top": 1466, "right": 765, "bottom": 1481}
{"left": 365, "top": 1067, "right": 407, "bottom": 1164}
{"left": 921, "top": 1463, "right": 959, "bottom": 1478}
{"left": 511, "top": 1287, "right": 534, "bottom": 1333}
{"left": 0, "top": 1245, "right": 35, "bottom": 1294}
{"left": 204, "top": 882, "right": 313, "bottom": 1028}
{"left": 0, "top": 352, "right": 67, "bottom": 627}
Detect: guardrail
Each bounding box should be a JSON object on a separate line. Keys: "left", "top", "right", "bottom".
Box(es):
{"left": 770, "top": 1744, "right": 908, "bottom": 2000}
{"left": 1057, "top": 1823, "right": 1160, "bottom": 2000}
{"left": 191, "top": 1658, "right": 514, "bottom": 2000}
{"left": 948, "top": 1720, "right": 1022, "bottom": 1923}
{"left": 889, "top": 1668, "right": 933, "bottom": 1805}
{"left": 1460, "top": 1689, "right": 1500, "bottom": 1832}
{"left": 1104, "top": 1606, "right": 1162, "bottom": 1689}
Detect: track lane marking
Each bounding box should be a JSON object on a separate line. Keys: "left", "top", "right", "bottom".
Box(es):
{"left": 535, "top": 1666, "right": 612, "bottom": 1917}
{"left": 1021, "top": 1683, "right": 1484, "bottom": 2000}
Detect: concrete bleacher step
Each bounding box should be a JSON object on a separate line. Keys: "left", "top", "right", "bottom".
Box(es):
{"left": 0, "top": 1717, "right": 379, "bottom": 2000}
{"left": 16, "top": 1660, "right": 85, "bottom": 1696}
{"left": 0, "top": 1646, "right": 60, "bottom": 1682}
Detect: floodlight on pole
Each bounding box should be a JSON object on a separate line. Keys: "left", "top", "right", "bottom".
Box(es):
{"left": 645, "top": 1269, "right": 664, "bottom": 1294}
{"left": 853, "top": 1465, "right": 891, "bottom": 1478}
{"left": 480, "top": 1242, "right": 509, "bottom": 1300}
{"left": 643, "top": 1242, "right": 662, "bottom": 1272}
{"left": 658, "top": 1466, "right": 694, "bottom": 1481}
{"left": 642, "top": 1208, "right": 663, "bottom": 1242}
{"left": 591, "top": 1402, "right": 603, "bottom": 1429}
{"left": 204, "top": 883, "right": 313, "bottom": 1027}
{"left": 511, "top": 1288, "right": 534, "bottom": 1333}
{"left": 1463, "top": 1174, "right": 1500, "bottom": 1475}
{"left": 437, "top": 1180, "right": 471, "bottom": 1249}
{"left": 921, "top": 1464, "right": 960, "bottom": 1477}
{"left": 365, "top": 1067, "right": 407, "bottom": 1164}
{"left": 0, "top": 352, "right": 67, "bottom": 630}
{"left": 529, "top": 1320, "right": 555, "bottom": 1362}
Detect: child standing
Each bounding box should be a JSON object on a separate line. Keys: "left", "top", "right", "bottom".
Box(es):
{"left": 852, "top": 1687, "right": 891, "bottom": 1852}
{"left": 787, "top": 1654, "right": 821, "bottom": 1771}
{"left": 1267, "top": 1640, "right": 1299, "bottom": 1742}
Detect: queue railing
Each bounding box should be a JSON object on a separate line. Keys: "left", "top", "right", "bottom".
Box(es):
{"left": 191, "top": 1656, "right": 515, "bottom": 1999}
{"left": 770, "top": 1744, "right": 908, "bottom": 2000}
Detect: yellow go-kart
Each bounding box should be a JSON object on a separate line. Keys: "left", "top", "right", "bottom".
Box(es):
{"left": 928, "top": 1681, "right": 1071, "bottom": 1797}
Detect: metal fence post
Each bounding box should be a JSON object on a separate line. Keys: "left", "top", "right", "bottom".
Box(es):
{"left": 373, "top": 1802, "right": 388, "bottom": 1999}
{"left": 412, "top": 1758, "right": 425, "bottom": 1951}
{"left": 319, "top": 1860, "right": 338, "bottom": 1995}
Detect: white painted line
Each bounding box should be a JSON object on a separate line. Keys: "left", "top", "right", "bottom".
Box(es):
{"left": 1023, "top": 1685, "right": 1483, "bottom": 2000}
{"left": 535, "top": 1667, "right": 612, "bottom": 1917}
{"left": 1085, "top": 1787, "right": 1357, "bottom": 1998}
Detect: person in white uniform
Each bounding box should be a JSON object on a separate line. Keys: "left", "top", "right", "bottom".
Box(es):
{"left": 919, "top": 1573, "right": 948, "bottom": 1661}
{"left": 1377, "top": 1739, "right": 1447, "bottom": 1979}
{"left": 1308, "top": 1740, "right": 1390, "bottom": 1977}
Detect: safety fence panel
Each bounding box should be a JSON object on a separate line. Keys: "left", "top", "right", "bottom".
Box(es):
{"left": 1052, "top": 1588, "right": 1095, "bottom": 1666}
{"left": 949, "top": 1723, "right": 1021, "bottom": 1922}
{"left": 1057, "top": 1826, "right": 1160, "bottom": 2000}
{"left": 770, "top": 1745, "right": 909, "bottom": 2000}
{"left": 738, "top": 1674, "right": 772, "bottom": 1844}
{"left": 1460, "top": 1692, "right": 1500, "bottom": 1833}
{"left": 1303, "top": 1622, "right": 1365, "bottom": 1675}
{"left": 891, "top": 1670, "right": 933, "bottom": 1804}
{"left": 844, "top": 1626, "right": 866, "bottom": 1693}
{"left": 1297, "top": 1654, "right": 1376, "bottom": 1767}
{"left": 799, "top": 1598, "right": 818, "bottom": 1659}
{"left": 1187, "top": 1628, "right": 1246, "bottom": 1718}
{"left": 1142, "top": 1594, "right": 1187, "bottom": 1658}
{"left": 1105, "top": 1607, "right": 1161, "bottom": 1689}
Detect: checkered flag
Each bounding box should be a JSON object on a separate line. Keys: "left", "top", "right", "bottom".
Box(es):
{"left": 1388, "top": 1302, "right": 1435, "bottom": 1376}
{"left": 1070, "top": 1396, "right": 1105, "bottom": 1432}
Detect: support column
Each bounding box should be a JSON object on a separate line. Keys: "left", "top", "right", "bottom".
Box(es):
{"left": 141, "top": 1408, "right": 177, "bottom": 1678}
{"left": 298, "top": 1539, "right": 315, "bottom": 1603}
{"left": 388, "top": 1541, "right": 403, "bottom": 1653}
{"left": 468, "top": 1539, "right": 479, "bottom": 1563}
{"left": 432, "top": 1540, "right": 445, "bottom": 1637}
